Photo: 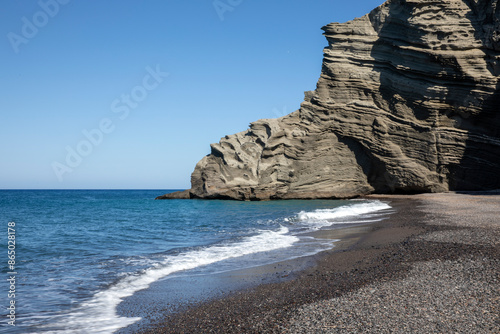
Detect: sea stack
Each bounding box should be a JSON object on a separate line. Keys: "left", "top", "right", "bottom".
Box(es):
{"left": 158, "top": 0, "right": 500, "bottom": 200}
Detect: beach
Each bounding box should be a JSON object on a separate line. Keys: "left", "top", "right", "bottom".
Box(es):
{"left": 138, "top": 192, "right": 499, "bottom": 333}
{"left": 0, "top": 191, "right": 394, "bottom": 333}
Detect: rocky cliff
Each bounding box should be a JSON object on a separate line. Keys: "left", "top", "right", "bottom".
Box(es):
{"left": 158, "top": 0, "right": 500, "bottom": 200}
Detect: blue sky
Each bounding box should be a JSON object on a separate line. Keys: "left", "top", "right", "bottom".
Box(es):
{"left": 1, "top": 0, "right": 385, "bottom": 189}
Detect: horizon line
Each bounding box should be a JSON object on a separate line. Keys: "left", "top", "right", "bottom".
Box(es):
{"left": 0, "top": 188, "right": 188, "bottom": 191}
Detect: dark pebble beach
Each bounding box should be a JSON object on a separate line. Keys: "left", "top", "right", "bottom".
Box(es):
{"left": 137, "top": 192, "right": 499, "bottom": 333}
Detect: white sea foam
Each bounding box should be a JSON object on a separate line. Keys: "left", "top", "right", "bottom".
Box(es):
{"left": 40, "top": 201, "right": 391, "bottom": 333}
{"left": 41, "top": 226, "right": 298, "bottom": 334}
{"left": 296, "top": 200, "right": 392, "bottom": 230}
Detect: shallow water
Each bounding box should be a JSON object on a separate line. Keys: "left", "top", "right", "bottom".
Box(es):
{"left": 0, "top": 190, "right": 391, "bottom": 333}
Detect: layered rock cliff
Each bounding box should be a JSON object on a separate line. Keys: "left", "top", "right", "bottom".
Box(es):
{"left": 158, "top": 0, "right": 500, "bottom": 200}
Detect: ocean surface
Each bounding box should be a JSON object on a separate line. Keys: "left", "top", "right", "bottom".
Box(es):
{"left": 0, "top": 190, "right": 392, "bottom": 333}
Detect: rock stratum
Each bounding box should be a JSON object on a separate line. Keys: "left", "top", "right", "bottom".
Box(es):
{"left": 158, "top": 0, "right": 500, "bottom": 201}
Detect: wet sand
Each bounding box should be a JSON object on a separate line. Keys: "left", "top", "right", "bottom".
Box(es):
{"left": 134, "top": 192, "right": 499, "bottom": 333}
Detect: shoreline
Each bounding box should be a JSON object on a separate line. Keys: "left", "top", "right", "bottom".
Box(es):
{"left": 117, "top": 201, "right": 389, "bottom": 333}
{"left": 135, "top": 192, "right": 499, "bottom": 333}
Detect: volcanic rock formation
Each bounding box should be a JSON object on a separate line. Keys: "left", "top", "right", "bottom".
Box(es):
{"left": 158, "top": 0, "right": 500, "bottom": 200}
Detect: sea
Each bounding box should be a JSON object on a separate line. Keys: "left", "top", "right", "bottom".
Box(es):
{"left": 0, "top": 190, "right": 392, "bottom": 333}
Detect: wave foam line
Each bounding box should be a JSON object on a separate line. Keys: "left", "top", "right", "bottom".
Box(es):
{"left": 41, "top": 226, "right": 297, "bottom": 334}
{"left": 297, "top": 201, "right": 391, "bottom": 229}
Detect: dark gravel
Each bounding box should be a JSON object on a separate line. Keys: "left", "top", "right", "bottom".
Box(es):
{"left": 139, "top": 193, "right": 500, "bottom": 334}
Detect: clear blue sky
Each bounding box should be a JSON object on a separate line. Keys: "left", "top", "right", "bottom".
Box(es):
{"left": 1, "top": 0, "right": 385, "bottom": 189}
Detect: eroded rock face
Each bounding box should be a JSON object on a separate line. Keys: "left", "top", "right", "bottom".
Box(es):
{"left": 160, "top": 0, "right": 500, "bottom": 200}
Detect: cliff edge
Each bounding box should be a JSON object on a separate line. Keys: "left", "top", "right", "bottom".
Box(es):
{"left": 158, "top": 0, "right": 500, "bottom": 200}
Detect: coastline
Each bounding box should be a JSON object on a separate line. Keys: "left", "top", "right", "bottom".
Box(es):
{"left": 136, "top": 192, "right": 499, "bottom": 333}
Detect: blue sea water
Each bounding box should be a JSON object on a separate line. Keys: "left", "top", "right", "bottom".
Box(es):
{"left": 0, "top": 190, "right": 391, "bottom": 333}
